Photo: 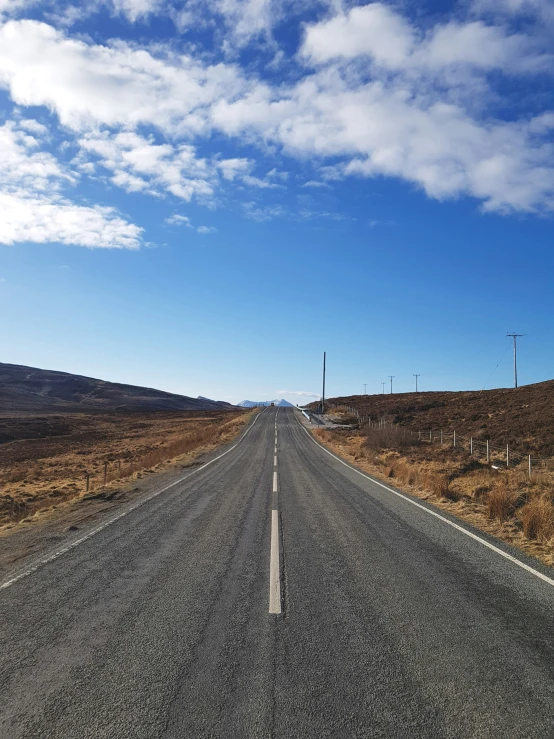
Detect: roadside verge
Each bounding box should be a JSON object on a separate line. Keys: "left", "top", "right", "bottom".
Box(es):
{"left": 296, "top": 411, "right": 554, "bottom": 571}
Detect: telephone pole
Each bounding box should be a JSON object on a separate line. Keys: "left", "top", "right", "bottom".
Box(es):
{"left": 381, "top": 382, "right": 386, "bottom": 394}
{"left": 321, "top": 351, "right": 326, "bottom": 413}
{"left": 413, "top": 374, "right": 420, "bottom": 392}
{"left": 363, "top": 383, "right": 367, "bottom": 395}
{"left": 506, "top": 333, "right": 523, "bottom": 388}
{"left": 389, "top": 375, "right": 395, "bottom": 394}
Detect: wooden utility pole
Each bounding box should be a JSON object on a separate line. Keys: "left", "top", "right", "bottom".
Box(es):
{"left": 321, "top": 351, "right": 326, "bottom": 414}
{"left": 506, "top": 333, "right": 523, "bottom": 388}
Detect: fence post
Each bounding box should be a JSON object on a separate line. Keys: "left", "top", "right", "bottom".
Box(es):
{"left": 118, "top": 460, "right": 121, "bottom": 475}
{"left": 429, "top": 431, "right": 432, "bottom": 442}
{"left": 440, "top": 429, "right": 443, "bottom": 445}
{"left": 528, "top": 455, "right": 532, "bottom": 479}
{"left": 453, "top": 431, "right": 456, "bottom": 448}
{"left": 486, "top": 439, "right": 490, "bottom": 463}
{"left": 418, "top": 431, "right": 421, "bottom": 441}
{"left": 103, "top": 461, "right": 108, "bottom": 485}
{"left": 470, "top": 437, "right": 473, "bottom": 456}
{"left": 506, "top": 444, "right": 509, "bottom": 468}
{"left": 85, "top": 473, "right": 90, "bottom": 492}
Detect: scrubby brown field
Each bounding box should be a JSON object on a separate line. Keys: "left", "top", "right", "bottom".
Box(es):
{"left": 322, "top": 379, "right": 554, "bottom": 455}
{"left": 0, "top": 410, "right": 250, "bottom": 528}
{"left": 312, "top": 423, "right": 554, "bottom": 568}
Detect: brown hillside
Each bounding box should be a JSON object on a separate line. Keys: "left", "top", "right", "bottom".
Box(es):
{"left": 319, "top": 380, "right": 554, "bottom": 456}
{"left": 0, "top": 362, "right": 236, "bottom": 415}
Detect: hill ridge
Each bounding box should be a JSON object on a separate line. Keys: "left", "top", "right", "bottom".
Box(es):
{"left": 0, "top": 362, "right": 236, "bottom": 414}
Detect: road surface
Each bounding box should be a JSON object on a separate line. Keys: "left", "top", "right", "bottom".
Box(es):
{"left": 1, "top": 407, "right": 554, "bottom": 738}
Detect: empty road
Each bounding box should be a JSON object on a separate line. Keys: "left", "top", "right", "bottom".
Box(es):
{"left": 1, "top": 407, "right": 554, "bottom": 738}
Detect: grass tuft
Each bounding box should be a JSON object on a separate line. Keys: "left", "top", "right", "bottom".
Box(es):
{"left": 519, "top": 498, "right": 554, "bottom": 541}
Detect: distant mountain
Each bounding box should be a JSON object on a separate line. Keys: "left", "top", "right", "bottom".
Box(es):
{"left": 238, "top": 399, "right": 295, "bottom": 408}
{"left": 0, "top": 362, "right": 238, "bottom": 414}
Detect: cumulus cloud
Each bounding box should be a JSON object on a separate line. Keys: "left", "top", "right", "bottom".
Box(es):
{"left": 217, "top": 157, "right": 252, "bottom": 181}
{"left": 165, "top": 214, "right": 192, "bottom": 226}
{"left": 0, "top": 19, "right": 250, "bottom": 134}
{"left": 196, "top": 225, "right": 217, "bottom": 233}
{"left": 302, "top": 3, "right": 415, "bottom": 68}
{"left": 0, "top": 120, "right": 72, "bottom": 191}
{"left": 0, "top": 193, "right": 142, "bottom": 247}
{"left": 78, "top": 131, "right": 215, "bottom": 201}
{"left": 0, "top": 1, "right": 552, "bottom": 236}
{"left": 302, "top": 4, "right": 552, "bottom": 74}
{"left": 0, "top": 119, "right": 142, "bottom": 247}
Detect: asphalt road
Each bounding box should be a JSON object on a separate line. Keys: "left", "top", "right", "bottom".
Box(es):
{"left": 2, "top": 407, "right": 554, "bottom": 738}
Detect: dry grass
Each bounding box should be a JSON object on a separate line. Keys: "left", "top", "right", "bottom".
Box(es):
{"left": 519, "top": 498, "right": 554, "bottom": 541}
{"left": 487, "top": 487, "right": 520, "bottom": 523}
{"left": 363, "top": 426, "right": 416, "bottom": 452}
{"left": 309, "top": 424, "right": 554, "bottom": 567}
{"left": 0, "top": 410, "right": 252, "bottom": 528}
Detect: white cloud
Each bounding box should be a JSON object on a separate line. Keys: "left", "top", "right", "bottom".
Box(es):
{"left": 472, "top": 0, "right": 554, "bottom": 24}
{"left": 277, "top": 389, "right": 321, "bottom": 397}
{"left": 78, "top": 131, "right": 214, "bottom": 201}
{"left": 241, "top": 173, "right": 282, "bottom": 188}
{"left": 302, "top": 4, "right": 551, "bottom": 75}
{"left": 165, "top": 214, "right": 192, "bottom": 227}
{"left": 0, "top": 19, "right": 250, "bottom": 134}
{"left": 302, "top": 180, "right": 331, "bottom": 188}
{"left": 0, "top": 7, "right": 552, "bottom": 224}
{"left": 196, "top": 225, "right": 217, "bottom": 233}
{"left": 0, "top": 193, "right": 142, "bottom": 248}
{"left": 217, "top": 157, "right": 252, "bottom": 181}
{"left": 0, "top": 119, "right": 142, "bottom": 248}
{"left": 111, "top": 0, "right": 161, "bottom": 22}
{"left": 243, "top": 201, "right": 286, "bottom": 220}
{"left": 216, "top": 0, "right": 274, "bottom": 46}
{"left": 0, "top": 120, "right": 72, "bottom": 192}
{"left": 16, "top": 118, "right": 48, "bottom": 135}
{"left": 302, "top": 3, "right": 415, "bottom": 68}
{"left": 415, "top": 21, "right": 551, "bottom": 74}
{"left": 212, "top": 7, "right": 554, "bottom": 213}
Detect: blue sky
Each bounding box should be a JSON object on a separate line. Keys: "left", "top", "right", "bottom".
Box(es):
{"left": 0, "top": 0, "right": 553, "bottom": 404}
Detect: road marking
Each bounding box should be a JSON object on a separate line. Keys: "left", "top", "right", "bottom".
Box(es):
{"left": 273, "top": 470, "right": 278, "bottom": 492}
{"left": 274, "top": 455, "right": 277, "bottom": 466}
{"left": 269, "top": 509, "right": 281, "bottom": 614}
{"left": 0, "top": 409, "right": 268, "bottom": 592}
{"left": 297, "top": 417, "right": 554, "bottom": 590}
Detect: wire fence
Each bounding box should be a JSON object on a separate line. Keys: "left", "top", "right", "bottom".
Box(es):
{"left": 327, "top": 403, "right": 554, "bottom": 479}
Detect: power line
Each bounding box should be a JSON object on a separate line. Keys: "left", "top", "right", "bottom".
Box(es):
{"left": 480, "top": 340, "right": 511, "bottom": 392}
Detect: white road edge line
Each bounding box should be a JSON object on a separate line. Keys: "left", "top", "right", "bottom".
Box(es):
{"left": 297, "top": 415, "right": 554, "bottom": 590}
{"left": 269, "top": 509, "right": 281, "bottom": 614}
{"left": 0, "top": 409, "right": 268, "bottom": 592}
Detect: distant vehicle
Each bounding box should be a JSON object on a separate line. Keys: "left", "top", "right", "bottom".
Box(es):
{"left": 270, "top": 402, "right": 275, "bottom": 406}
